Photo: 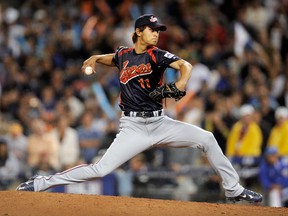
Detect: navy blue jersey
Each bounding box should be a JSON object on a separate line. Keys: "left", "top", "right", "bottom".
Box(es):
{"left": 113, "top": 46, "right": 180, "bottom": 111}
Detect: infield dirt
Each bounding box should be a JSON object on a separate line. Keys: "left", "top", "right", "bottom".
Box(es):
{"left": 0, "top": 191, "right": 287, "bottom": 216}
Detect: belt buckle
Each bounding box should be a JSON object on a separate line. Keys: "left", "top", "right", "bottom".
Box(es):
{"left": 140, "top": 111, "right": 147, "bottom": 118}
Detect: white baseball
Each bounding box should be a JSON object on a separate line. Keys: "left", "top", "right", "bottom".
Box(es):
{"left": 84, "top": 66, "right": 93, "bottom": 75}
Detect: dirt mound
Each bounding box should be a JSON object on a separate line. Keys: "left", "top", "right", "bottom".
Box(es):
{"left": 0, "top": 191, "right": 287, "bottom": 216}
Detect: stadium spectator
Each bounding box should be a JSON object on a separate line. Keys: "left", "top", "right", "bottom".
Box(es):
{"left": 267, "top": 106, "right": 288, "bottom": 158}
{"left": 51, "top": 115, "right": 80, "bottom": 170}
{"left": 62, "top": 85, "right": 85, "bottom": 126}
{"left": 259, "top": 147, "right": 288, "bottom": 207}
{"left": 26, "top": 118, "right": 60, "bottom": 171}
{"left": 128, "top": 153, "right": 152, "bottom": 198}
{"left": 0, "top": 138, "right": 20, "bottom": 190}
{"left": 243, "top": 0, "right": 269, "bottom": 33}
{"left": 226, "top": 104, "right": 263, "bottom": 187}
{"left": 167, "top": 147, "right": 199, "bottom": 201}
{"left": 4, "top": 122, "right": 28, "bottom": 165}
{"left": 4, "top": 122, "right": 28, "bottom": 179}
{"left": 39, "top": 85, "right": 57, "bottom": 127}
{"left": 202, "top": 94, "right": 236, "bottom": 154}
{"left": 77, "top": 110, "right": 102, "bottom": 163}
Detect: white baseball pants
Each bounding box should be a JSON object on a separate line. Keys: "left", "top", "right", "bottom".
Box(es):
{"left": 34, "top": 115, "right": 244, "bottom": 197}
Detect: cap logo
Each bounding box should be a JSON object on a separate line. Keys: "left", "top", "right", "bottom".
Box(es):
{"left": 150, "top": 16, "right": 158, "bottom": 23}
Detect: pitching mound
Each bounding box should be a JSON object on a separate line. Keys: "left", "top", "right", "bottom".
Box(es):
{"left": 1, "top": 191, "right": 287, "bottom": 216}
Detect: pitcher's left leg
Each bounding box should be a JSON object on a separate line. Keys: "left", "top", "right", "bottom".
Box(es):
{"left": 153, "top": 116, "right": 243, "bottom": 197}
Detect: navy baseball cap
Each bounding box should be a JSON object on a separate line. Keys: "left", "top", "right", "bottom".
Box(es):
{"left": 135, "top": 14, "right": 167, "bottom": 31}
{"left": 265, "top": 147, "right": 278, "bottom": 156}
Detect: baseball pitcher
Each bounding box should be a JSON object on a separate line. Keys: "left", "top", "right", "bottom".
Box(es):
{"left": 17, "top": 14, "right": 262, "bottom": 203}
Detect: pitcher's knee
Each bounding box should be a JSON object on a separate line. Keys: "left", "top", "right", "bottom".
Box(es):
{"left": 201, "top": 131, "right": 218, "bottom": 151}
{"left": 91, "top": 163, "right": 113, "bottom": 178}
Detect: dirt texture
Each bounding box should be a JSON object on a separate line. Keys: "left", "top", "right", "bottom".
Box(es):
{"left": 1, "top": 191, "right": 287, "bottom": 216}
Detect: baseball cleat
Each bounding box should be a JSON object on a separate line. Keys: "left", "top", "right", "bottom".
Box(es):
{"left": 16, "top": 175, "right": 38, "bottom": 191}
{"left": 226, "top": 189, "right": 263, "bottom": 203}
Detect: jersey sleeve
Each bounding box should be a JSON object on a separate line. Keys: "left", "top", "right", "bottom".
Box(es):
{"left": 112, "top": 46, "right": 127, "bottom": 68}
{"left": 155, "top": 48, "right": 181, "bottom": 68}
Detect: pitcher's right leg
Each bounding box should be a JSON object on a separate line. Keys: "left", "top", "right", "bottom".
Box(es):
{"left": 30, "top": 117, "right": 151, "bottom": 191}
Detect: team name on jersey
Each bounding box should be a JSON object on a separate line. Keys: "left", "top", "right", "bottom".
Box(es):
{"left": 120, "top": 60, "right": 152, "bottom": 84}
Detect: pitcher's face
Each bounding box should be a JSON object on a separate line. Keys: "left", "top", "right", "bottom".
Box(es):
{"left": 140, "top": 26, "right": 160, "bottom": 46}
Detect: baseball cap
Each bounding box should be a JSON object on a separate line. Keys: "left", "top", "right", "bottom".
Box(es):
{"left": 134, "top": 14, "right": 167, "bottom": 31}
{"left": 239, "top": 104, "right": 254, "bottom": 117}
{"left": 275, "top": 106, "right": 288, "bottom": 119}
{"left": 265, "top": 147, "right": 278, "bottom": 156}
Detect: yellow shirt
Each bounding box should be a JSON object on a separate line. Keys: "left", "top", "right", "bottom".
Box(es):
{"left": 267, "top": 121, "right": 288, "bottom": 156}
{"left": 226, "top": 121, "right": 263, "bottom": 157}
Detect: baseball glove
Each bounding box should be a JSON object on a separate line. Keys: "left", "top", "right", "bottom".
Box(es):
{"left": 149, "top": 82, "right": 186, "bottom": 101}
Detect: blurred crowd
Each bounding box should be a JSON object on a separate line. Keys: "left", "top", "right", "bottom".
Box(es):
{"left": 1, "top": 0, "right": 288, "bottom": 207}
